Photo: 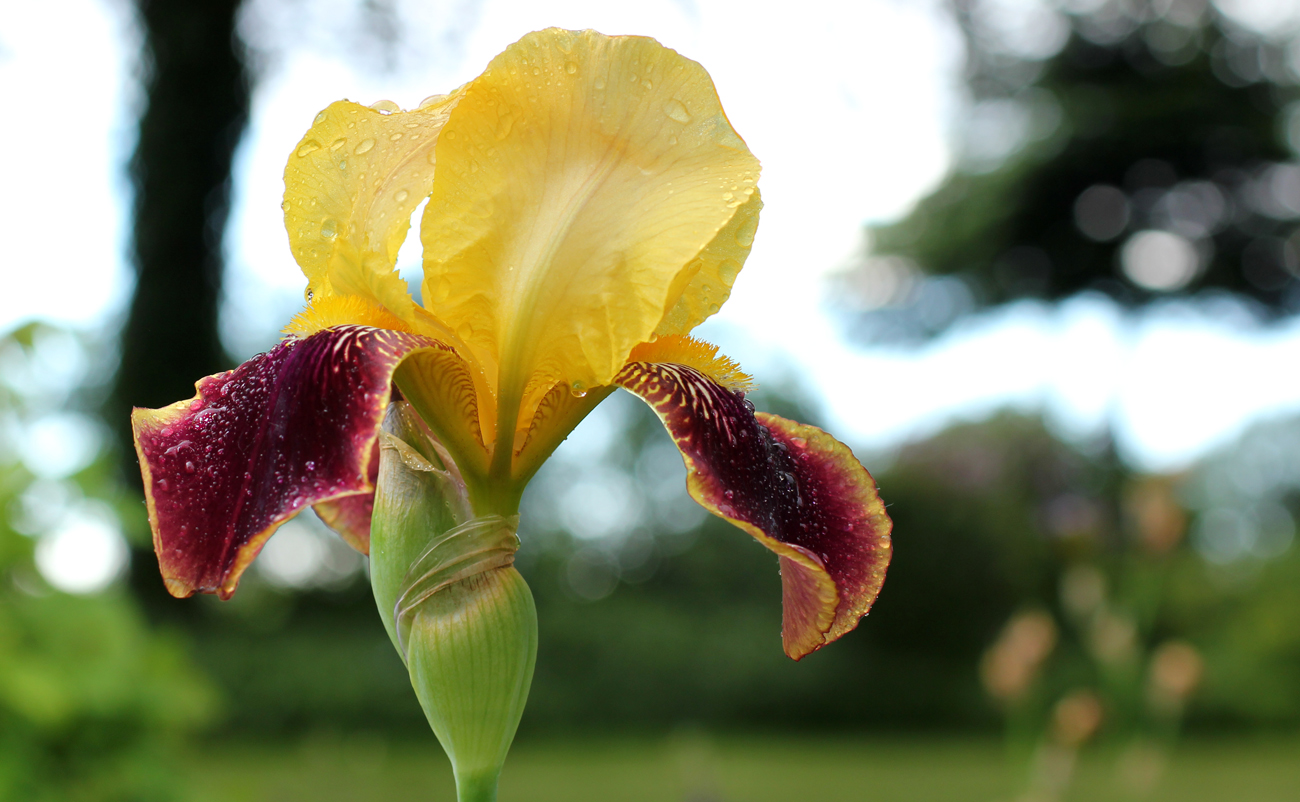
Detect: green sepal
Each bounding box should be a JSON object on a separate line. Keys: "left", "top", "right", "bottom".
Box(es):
{"left": 370, "top": 401, "right": 537, "bottom": 802}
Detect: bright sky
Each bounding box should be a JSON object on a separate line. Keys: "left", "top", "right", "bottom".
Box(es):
{"left": 5, "top": 0, "right": 1300, "bottom": 476}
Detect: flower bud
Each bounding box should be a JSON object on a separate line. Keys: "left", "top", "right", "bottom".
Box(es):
{"left": 370, "top": 401, "right": 536, "bottom": 802}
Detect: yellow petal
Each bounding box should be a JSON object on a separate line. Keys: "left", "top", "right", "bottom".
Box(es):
{"left": 420, "top": 29, "right": 761, "bottom": 429}
{"left": 284, "top": 94, "right": 462, "bottom": 322}
{"left": 655, "top": 190, "right": 762, "bottom": 337}
{"left": 394, "top": 348, "right": 493, "bottom": 483}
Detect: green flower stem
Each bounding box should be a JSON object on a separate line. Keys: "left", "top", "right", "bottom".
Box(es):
{"left": 371, "top": 401, "right": 537, "bottom": 802}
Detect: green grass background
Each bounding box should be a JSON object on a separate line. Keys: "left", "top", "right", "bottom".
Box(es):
{"left": 186, "top": 735, "right": 1300, "bottom": 802}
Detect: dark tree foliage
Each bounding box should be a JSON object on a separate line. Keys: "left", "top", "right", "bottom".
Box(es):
{"left": 845, "top": 1, "right": 1300, "bottom": 342}
{"left": 110, "top": 0, "right": 249, "bottom": 466}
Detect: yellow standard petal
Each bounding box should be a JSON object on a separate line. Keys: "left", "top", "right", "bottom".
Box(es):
{"left": 420, "top": 29, "right": 761, "bottom": 430}
{"left": 284, "top": 94, "right": 462, "bottom": 325}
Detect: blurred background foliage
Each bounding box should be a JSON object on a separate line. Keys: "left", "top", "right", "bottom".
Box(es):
{"left": 841, "top": 0, "right": 1300, "bottom": 341}
{"left": 5, "top": 0, "right": 1300, "bottom": 800}
{"left": 0, "top": 325, "right": 215, "bottom": 801}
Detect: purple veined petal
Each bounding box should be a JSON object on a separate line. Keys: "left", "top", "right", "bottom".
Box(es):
{"left": 616, "top": 358, "right": 893, "bottom": 660}
{"left": 132, "top": 326, "right": 446, "bottom": 599}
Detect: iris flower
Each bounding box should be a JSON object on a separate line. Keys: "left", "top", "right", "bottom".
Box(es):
{"left": 131, "top": 28, "right": 891, "bottom": 801}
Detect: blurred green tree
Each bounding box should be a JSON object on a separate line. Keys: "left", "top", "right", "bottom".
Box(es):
{"left": 1, "top": 325, "right": 215, "bottom": 801}
{"left": 843, "top": 0, "right": 1300, "bottom": 341}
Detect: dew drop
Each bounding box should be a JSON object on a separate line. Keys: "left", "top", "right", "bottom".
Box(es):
{"left": 570, "top": 381, "right": 587, "bottom": 398}
{"left": 594, "top": 76, "right": 606, "bottom": 90}
{"left": 313, "top": 111, "right": 327, "bottom": 124}
{"left": 320, "top": 218, "right": 339, "bottom": 239}
{"left": 532, "top": 67, "right": 541, "bottom": 76}
{"left": 330, "top": 137, "right": 347, "bottom": 151}
{"left": 390, "top": 132, "right": 404, "bottom": 141}
{"left": 305, "top": 460, "right": 316, "bottom": 471}
{"left": 354, "top": 138, "right": 375, "bottom": 155}
{"left": 446, "top": 130, "right": 458, "bottom": 140}
{"left": 718, "top": 259, "right": 742, "bottom": 283}
{"left": 280, "top": 200, "right": 291, "bottom": 212}
{"left": 370, "top": 99, "right": 400, "bottom": 113}
{"left": 419, "top": 93, "right": 447, "bottom": 109}
{"left": 663, "top": 99, "right": 691, "bottom": 123}
{"left": 456, "top": 322, "right": 473, "bottom": 340}
{"left": 395, "top": 189, "right": 409, "bottom": 203}
{"left": 157, "top": 479, "right": 169, "bottom": 491}
{"left": 565, "top": 62, "right": 578, "bottom": 75}
{"left": 641, "top": 78, "right": 653, "bottom": 90}
{"left": 184, "top": 461, "right": 196, "bottom": 474}
{"left": 433, "top": 277, "right": 452, "bottom": 302}
{"left": 296, "top": 140, "right": 321, "bottom": 157}
{"left": 305, "top": 287, "right": 314, "bottom": 301}
{"left": 708, "top": 303, "right": 720, "bottom": 314}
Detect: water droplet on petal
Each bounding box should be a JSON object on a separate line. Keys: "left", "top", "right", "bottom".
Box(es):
{"left": 390, "top": 132, "right": 404, "bottom": 141}
{"left": 313, "top": 111, "right": 327, "bottom": 124}
{"left": 718, "top": 259, "right": 742, "bottom": 283}
{"left": 433, "top": 277, "right": 452, "bottom": 302}
{"left": 184, "top": 461, "right": 196, "bottom": 474}
{"left": 641, "top": 78, "right": 653, "bottom": 90}
{"left": 419, "top": 93, "right": 447, "bottom": 109}
{"left": 354, "top": 138, "right": 375, "bottom": 155}
{"left": 456, "top": 322, "right": 473, "bottom": 340}
{"left": 280, "top": 200, "right": 291, "bottom": 212}
{"left": 565, "top": 62, "right": 578, "bottom": 75}
{"left": 296, "top": 140, "right": 321, "bottom": 157}
{"left": 395, "top": 189, "right": 409, "bottom": 203}
{"left": 370, "top": 99, "right": 400, "bottom": 113}
{"left": 663, "top": 99, "right": 691, "bottom": 123}
{"left": 320, "top": 218, "right": 338, "bottom": 239}
{"left": 570, "top": 381, "right": 587, "bottom": 398}
{"left": 157, "top": 479, "right": 168, "bottom": 491}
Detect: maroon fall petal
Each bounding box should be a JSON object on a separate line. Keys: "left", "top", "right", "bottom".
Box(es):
{"left": 616, "top": 361, "right": 893, "bottom": 660}
{"left": 132, "top": 326, "right": 445, "bottom": 599}
{"left": 313, "top": 440, "right": 381, "bottom": 554}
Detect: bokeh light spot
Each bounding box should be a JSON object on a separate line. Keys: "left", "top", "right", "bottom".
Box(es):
{"left": 34, "top": 505, "right": 129, "bottom": 594}
{"left": 1120, "top": 230, "right": 1199, "bottom": 291}
{"left": 1073, "top": 184, "right": 1130, "bottom": 241}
